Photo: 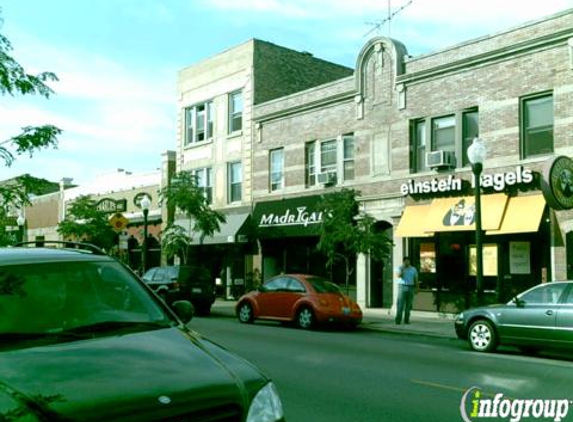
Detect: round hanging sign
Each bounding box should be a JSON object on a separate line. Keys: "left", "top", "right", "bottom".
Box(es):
{"left": 541, "top": 155, "right": 573, "bottom": 210}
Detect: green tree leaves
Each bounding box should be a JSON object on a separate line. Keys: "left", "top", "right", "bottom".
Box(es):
{"left": 57, "top": 195, "right": 117, "bottom": 250}
{"left": 0, "top": 14, "right": 61, "bottom": 210}
{"left": 317, "top": 188, "right": 393, "bottom": 290}
{"left": 159, "top": 171, "right": 225, "bottom": 261}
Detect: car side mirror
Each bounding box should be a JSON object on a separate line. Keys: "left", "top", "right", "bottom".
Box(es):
{"left": 512, "top": 297, "right": 525, "bottom": 308}
{"left": 257, "top": 286, "right": 267, "bottom": 292}
{"left": 172, "top": 300, "right": 194, "bottom": 323}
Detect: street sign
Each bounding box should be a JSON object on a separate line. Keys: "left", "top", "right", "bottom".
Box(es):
{"left": 109, "top": 213, "right": 129, "bottom": 232}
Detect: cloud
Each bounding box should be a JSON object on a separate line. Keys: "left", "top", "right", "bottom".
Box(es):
{"left": 0, "top": 29, "right": 176, "bottom": 183}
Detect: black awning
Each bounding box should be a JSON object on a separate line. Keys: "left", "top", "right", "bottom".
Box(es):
{"left": 252, "top": 195, "right": 324, "bottom": 239}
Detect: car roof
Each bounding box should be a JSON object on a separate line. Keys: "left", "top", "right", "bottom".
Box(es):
{"left": 0, "top": 247, "right": 113, "bottom": 266}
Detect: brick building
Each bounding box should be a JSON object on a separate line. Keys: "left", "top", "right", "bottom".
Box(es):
{"left": 250, "top": 9, "right": 573, "bottom": 311}
{"left": 174, "top": 39, "right": 353, "bottom": 296}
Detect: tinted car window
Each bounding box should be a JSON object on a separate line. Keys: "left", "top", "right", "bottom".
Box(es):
{"left": 307, "top": 277, "right": 342, "bottom": 293}
{"left": 287, "top": 279, "right": 306, "bottom": 293}
{"left": 519, "top": 283, "right": 568, "bottom": 305}
{"left": 559, "top": 285, "right": 573, "bottom": 304}
{"left": 152, "top": 268, "right": 167, "bottom": 281}
{"left": 264, "top": 277, "right": 290, "bottom": 292}
{"left": 0, "top": 261, "right": 168, "bottom": 334}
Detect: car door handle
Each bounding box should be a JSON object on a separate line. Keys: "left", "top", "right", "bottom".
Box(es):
{"left": 545, "top": 310, "right": 554, "bottom": 316}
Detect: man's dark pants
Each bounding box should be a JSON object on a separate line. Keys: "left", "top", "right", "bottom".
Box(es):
{"left": 395, "top": 284, "right": 415, "bottom": 324}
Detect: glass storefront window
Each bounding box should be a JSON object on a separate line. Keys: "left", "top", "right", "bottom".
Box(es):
{"left": 419, "top": 243, "right": 436, "bottom": 274}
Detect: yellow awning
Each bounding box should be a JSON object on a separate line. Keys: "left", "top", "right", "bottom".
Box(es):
{"left": 395, "top": 204, "right": 433, "bottom": 237}
{"left": 425, "top": 193, "right": 508, "bottom": 232}
{"left": 487, "top": 194, "right": 546, "bottom": 235}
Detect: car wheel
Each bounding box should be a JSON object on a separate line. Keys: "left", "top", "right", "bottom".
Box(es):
{"left": 468, "top": 319, "right": 498, "bottom": 352}
{"left": 237, "top": 302, "right": 254, "bottom": 323}
{"left": 297, "top": 307, "right": 314, "bottom": 330}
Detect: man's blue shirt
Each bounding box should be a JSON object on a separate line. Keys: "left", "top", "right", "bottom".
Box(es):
{"left": 399, "top": 266, "right": 417, "bottom": 285}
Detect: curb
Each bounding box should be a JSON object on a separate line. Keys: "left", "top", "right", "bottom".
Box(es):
{"left": 209, "top": 306, "right": 456, "bottom": 339}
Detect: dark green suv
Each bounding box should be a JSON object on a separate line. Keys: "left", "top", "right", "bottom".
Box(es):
{"left": 143, "top": 265, "right": 216, "bottom": 316}
{"left": 0, "top": 243, "right": 285, "bottom": 422}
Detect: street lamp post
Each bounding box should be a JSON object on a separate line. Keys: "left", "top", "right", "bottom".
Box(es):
{"left": 140, "top": 195, "right": 151, "bottom": 275}
{"left": 467, "top": 137, "right": 487, "bottom": 305}
{"left": 16, "top": 215, "right": 25, "bottom": 244}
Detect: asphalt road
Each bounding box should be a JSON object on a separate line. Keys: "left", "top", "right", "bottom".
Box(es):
{"left": 189, "top": 315, "right": 573, "bottom": 422}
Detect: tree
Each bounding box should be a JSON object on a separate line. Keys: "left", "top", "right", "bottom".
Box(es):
{"left": 57, "top": 195, "right": 117, "bottom": 250}
{"left": 159, "top": 171, "right": 225, "bottom": 262}
{"left": 160, "top": 224, "right": 192, "bottom": 264}
{"left": 317, "top": 188, "right": 393, "bottom": 292}
{"left": 0, "top": 11, "right": 61, "bottom": 209}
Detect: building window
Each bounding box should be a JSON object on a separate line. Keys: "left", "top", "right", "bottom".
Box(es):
{"left": 191, "top": 167, "right": 213, "bottom": 204}
{"left": 320, "top": 139, "right": 337, "bottom": 173}
{"left": 412, "top": 120, "right": 427, "bottom": 173}
{"left": 305, "top": 141, "right": 316, "bottom": 187}
{"left": 462, "top": 110, "right": 479, "bottom": 167}
{"left": 228, "top": 162, "right": 242, "bottom": 203}
{"left": 410, "top": 109, "right": 479, "bottom": 173}
{"left": 184, "top": 101, "right": 213, "bottom": 145}
{"left": 228, "top": 91, "right": 243, "bottom": 134}
{"left": 305, "top": 134, "right": 354, "bottom": 187}
{"left": 432, "top": 115, "right": 455, "bottom": 153}
{"left": 343, "top": 134, "right": 355, "bottom": 181}
{"left": 521, "top": 93, "right": 553, "bottom": 158}
{"left": 269, "top": 148, "right": 284, "bottom": 192}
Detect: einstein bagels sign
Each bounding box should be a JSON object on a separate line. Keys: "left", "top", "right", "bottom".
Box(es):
{"left": 400, "top": 166, "right": 534, "bottom": 196}
{"left": 541, "top": 155, "right": 573, "bottom": 210}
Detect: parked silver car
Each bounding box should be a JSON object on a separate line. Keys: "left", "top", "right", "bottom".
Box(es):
{"left": 455, "top": 281, "right": 573, "bottom": 353}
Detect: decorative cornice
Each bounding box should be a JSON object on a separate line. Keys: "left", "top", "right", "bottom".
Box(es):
{"left": 399, "top": 29, "right": 573, "bottom": 86}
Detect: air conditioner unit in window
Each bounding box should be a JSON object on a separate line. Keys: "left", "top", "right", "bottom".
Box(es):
{"left": 426, "top": 150, "right": 456, "bottom": 169}
{"left": 317, "top": 171, "right": 337, "bottom": 186}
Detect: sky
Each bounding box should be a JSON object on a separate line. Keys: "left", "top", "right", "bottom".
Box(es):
{"left": 0, "top": 0, "right": 572, "bottom": 186}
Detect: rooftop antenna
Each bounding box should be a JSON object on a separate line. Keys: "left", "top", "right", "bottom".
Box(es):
{"left": 365, "top": 0, "right": 413, "bottom": 38}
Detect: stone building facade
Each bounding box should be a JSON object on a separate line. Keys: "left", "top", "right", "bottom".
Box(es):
{"left": 174, "top": 39, "right": 354, "bottom": 296}
{"left": 251, "top": 9, "right": 573, "bottom": 311}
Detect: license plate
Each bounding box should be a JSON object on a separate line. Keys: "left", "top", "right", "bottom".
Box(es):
{"left": 342, "top": 307, "right": 350, "bottom": 315}
{"left": 192, "top": 287, "right": 202, "bottom": 293}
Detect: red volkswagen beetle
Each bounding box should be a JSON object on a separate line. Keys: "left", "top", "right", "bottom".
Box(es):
{"left": 236, "top": 274, "right": 362, "bottom": 329}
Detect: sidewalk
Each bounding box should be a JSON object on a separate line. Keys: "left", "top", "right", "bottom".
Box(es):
{"left": 210, "top": 299, "right": 458, "bottom": 339}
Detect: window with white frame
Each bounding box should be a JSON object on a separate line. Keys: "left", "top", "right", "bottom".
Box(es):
{"left": 228, "top": 162, "right": 242, "bottom": 203}
{"left": 305, "top": 142, "right": 316, "bottom": 187}
{"left": 228, "top": 91, "right": 243, "bottom": 134}
{"left": 269, "top": 148, "right": 284, "bottom": 192}
{"left": 320, "top": 139, "right": 337, "bottom": 174}
{"left": 191, "top": 167, "right": 213, "bottom": 204}
{"left": 343, "top": 134, "right": 355, "bottom": 181}
{"left": 410, "top": 109, "right": 479, "bottom": 173}
{"left": 305, "top": 134, "right": 355, "bottom": 187}
{"left": 521, "top": 92, "right": 553, "bottom": 159}
{"left": 184, "top": 101, "right": 213, "bottom": 145}
{"left": 432, "top": 115, "right": 456, "bottom": 153}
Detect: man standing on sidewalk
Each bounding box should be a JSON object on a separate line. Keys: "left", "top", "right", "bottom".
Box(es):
{"left": 395, "top": 257, "right": 418, "bottom": 325}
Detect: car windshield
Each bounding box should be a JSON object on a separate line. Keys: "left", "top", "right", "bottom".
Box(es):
{"left": 0, "top": 260, "right": 172, "bottom": 337}
{"left": 307, "top": 277, "right": 342, "bottom": 294}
